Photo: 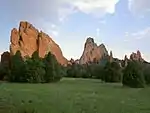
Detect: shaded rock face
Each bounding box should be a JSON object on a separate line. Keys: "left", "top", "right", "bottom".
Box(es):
{"left": 1, "top": 51, "right": 10, "bottom": 68}
{"left": 130, "top": 50, "right": 144, "bottom": 62}
{"left": 10, "top": 21, "right": 67, "bottom": 65}
{"left": 79, "top": 37, "right": 108, "bottom": 64}
{"left": 68, "top": 58, "right": 75, "bottom": 65}
{"left": 68, "top": 58, "right": 80, "bottom": 65}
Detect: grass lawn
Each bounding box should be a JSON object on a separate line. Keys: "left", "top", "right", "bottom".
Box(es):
{"left": 0, "top": 78, "right": 150, "bottom": 113}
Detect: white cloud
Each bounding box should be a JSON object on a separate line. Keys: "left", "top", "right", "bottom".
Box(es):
{"left": 129, "top": 0, "right": 150, "bottom": 16}
{"left": 64, "top": 0, "right": 119, "bottom": 17}
{"left": 124, "top": 27, "right": 150, "bottom": 41}
{"left": 132, "top": 27, "right": 150, "bottom": 40}
{"left": 122, "top": 28, "right": 150, "bottom": 61}
{"left": 58, "top": 5, "right": 77, "bottom": 23}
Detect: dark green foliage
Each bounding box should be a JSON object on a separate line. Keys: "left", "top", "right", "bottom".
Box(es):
{"left": 9, "top": 51, "right": 27, "bottom": 82}
{"left": 66, "top": 64, "right": 88, "bottom": 78}
{"left": 25, "top": 51, "right": 45, "bottom": 83}
{"left": 43, "top": 52, "right": 62, "bottom": 83}
{"left": 122, "top": 61, "right": 145, "bottom": 88}
{"left": 0, "top": 64, "right": 8, "bottom": 80}
{"left": 103, "top": 61, "right": 122, "bottom": 82}
{"left": 142, "top": 63, "right": 150, "bottom": 85}
{"left": 66, "top": 63, "right": 105, "bottom": 79}
{"left": 87, "top": 64, "right": 105, "bottom": 79}
{"left": 6, "top": 50, "right": 62, "bottom": 83}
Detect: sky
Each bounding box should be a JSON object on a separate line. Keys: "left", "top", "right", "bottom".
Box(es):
{"left": 0, "top": 0, "right": 150, "bottom": 61}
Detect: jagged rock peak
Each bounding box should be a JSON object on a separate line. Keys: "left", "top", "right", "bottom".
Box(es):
{"left": 86, "top": 37, "right": 95, "bottom": 43}
{"left": 79, "top": 37, "right": 108, "bottom": 64}
{"left": 10, "top": 21, "right": 68, "bottom": 65}
{"left": 130, "top": 50, "right": 144, "bottom": 62}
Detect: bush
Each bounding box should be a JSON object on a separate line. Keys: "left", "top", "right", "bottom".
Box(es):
{"left": 66, "top": 63, "right": 105, "bottom": 79}
{"left": 142, "top": 63, "right": 150, "bottom": 85}
{"left": 103, "top": 61, "right": 122, "bottom": 82}
{"left": 122, "top": 61, "right": 145, "bottom": 88}
{"left": 87, "top": 64, "right": 105, "bottom": 79}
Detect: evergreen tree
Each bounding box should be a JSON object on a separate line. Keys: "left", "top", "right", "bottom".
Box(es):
{"left": 43, "top": 52, "right": 62, "bottom": 83}
{"left": 103, "top": 61, "right": 122, "bottom": 82}
{"left": 122, "top": 61, "right": 145, "bottom": 88}
{"left": 26, "top": 51, "right": 45, "bottom": 83}
{"left": 9, "top": 50, "right": 27, "bottom": 82}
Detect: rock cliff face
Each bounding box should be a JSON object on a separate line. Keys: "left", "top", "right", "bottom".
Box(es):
{"left": 79, "top": 37, "right": 108, "bottom": 64}
{"left": 10, "top": 21, "right": 67, "bottom": 65}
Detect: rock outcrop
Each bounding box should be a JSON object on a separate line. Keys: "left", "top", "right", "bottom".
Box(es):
{"left": 79, "top": 37, "right": 108, "bottom": 64}
{"left": 10, "top": 21, "right": 67, "bottom": 65}
{"left": 68, "top": 58, "right": 80, "bottom": 65}
{"left": 130, "top": 50, "right": 144, "bottom": 62}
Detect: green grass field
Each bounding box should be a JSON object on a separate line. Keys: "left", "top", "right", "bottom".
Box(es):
{"left": 0, "top": 78, "right": 150, "bottom": 113}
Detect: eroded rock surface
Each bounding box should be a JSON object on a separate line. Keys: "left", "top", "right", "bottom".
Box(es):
{"left": 79, "top": 37, "right": 108, "bottom": 64}
{"left": 10, "top": 21, "right": 67, "bottom": 65}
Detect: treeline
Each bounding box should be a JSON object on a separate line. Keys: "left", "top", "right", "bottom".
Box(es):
{"left": 0, "top": 51, "right": 150, "bottom": 88}
{"left": 0, "top": 51, "right": 64, "bottom": 83}
{"left": 66, "top": 61, "right": 122, "bottom": 82}
{"left": 66, "top": 60, "right": 150, "bottom": 88}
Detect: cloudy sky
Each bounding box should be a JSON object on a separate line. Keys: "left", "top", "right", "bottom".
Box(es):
{"left": 0, "top": 0, "right": 150, "bottom": 61}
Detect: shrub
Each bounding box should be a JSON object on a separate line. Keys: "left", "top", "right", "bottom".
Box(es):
{"left": 103, "top": 61, "right": 122, "bottom": 82}
{"left": 122, "top": 61, "right": 145, "bottom": 88}
{"left": 142, "top": 63, "right": 150, "bottom": 85}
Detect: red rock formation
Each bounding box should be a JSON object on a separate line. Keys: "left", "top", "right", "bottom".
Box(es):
{"left": 75, "top": 59, "right": 80, "bottom": 64}
{"left": 130, "top": 50, "right": 144, "bottom": 62}
{"left": 10, "top": 21, "right": 67, "bottom": 65}
{"left": 67, "top": 58, "right": 80, "bottom": 65}
{"left": 79, "top": 37, "right": 108, "bottom": 64}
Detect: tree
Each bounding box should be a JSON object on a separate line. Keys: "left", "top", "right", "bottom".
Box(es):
{"left": 87, "top": 64, "right": 104, "bottom": 79}
{"left": 25, "top": 51, "right": 45, "bottom": 83}
{"left": 9, "top": 51, "right": 27, "bottom": 82}
{"left": 142, "top": 63, "right": 150, "bottom": 85}
{"left": 43, "top": 52, "right": 62, "bottom": 83}
{"left": 122, "top": 61, "right": 145, "bottom": 88}
{"left": 103, "top": 61, "right": 122, "bottom": 82}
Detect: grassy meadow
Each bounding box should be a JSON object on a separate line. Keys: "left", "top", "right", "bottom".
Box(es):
{"left": 0, "top": 78, "right": 150, "bottom": 113}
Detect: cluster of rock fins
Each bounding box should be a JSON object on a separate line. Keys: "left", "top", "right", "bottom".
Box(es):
{"left": 1, "top": 21, "right": 145, "bottom": 67}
